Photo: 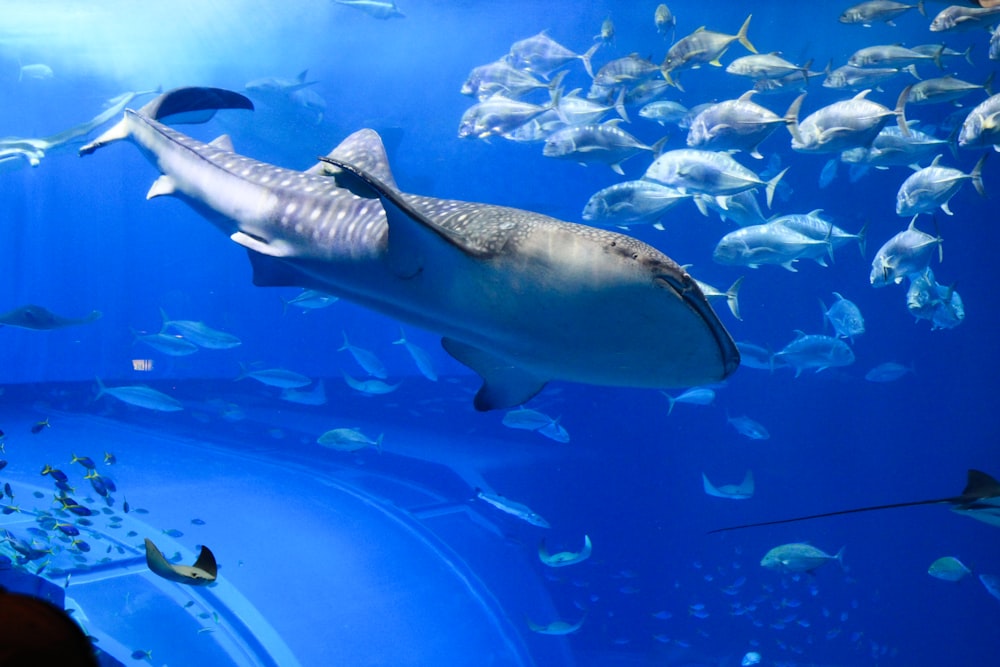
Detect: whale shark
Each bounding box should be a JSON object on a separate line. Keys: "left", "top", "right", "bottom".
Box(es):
{"left": 80, "top": 87, "right": 739, "bottom": 410}
{"left": 0, "top": 304, "right": 101, "bottom": 330}
{"left": 709, "top": 469, "right": 1000, "bottom": 533}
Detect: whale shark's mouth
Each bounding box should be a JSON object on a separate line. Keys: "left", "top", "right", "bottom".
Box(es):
{"left": 655, "top": 273, "right": 741, "bottom": 378}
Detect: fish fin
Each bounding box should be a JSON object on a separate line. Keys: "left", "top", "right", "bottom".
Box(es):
{"left": 318, "top": 129, "right": 399, "bottom": 190}
{"left": 230, "top": 231, "right": 293, "bottom": 258}
{"left": 319, "top": 156, "right": 490, "bottom": 279}
{"left": 146, "top": 175, "right": 176, "bottom": 200}
{"left": 208, "top": 134, "right": 234, "bottom": 152}
{"left": 140, "top": 87, "right": 254, "bottom": 124}
{"left": 736, "top": 14, "right": 756, "bottom": 54}
{"left": 781, "top": 259, "right": 798, "bottom": 272}
{"left": 192, "top": 545, "right": 217, "bottom": 578}
{"left": 962, "top": 470, "right": 1000, "bottom": 499}
{"left": 245, "top": 250, "right": 311, "bottom": 287}
{"left": 611, "top": 163, "right": 625, "bottom": 176}
{"left": 702, "top": 473, "right": 725, "bottom": 498}
{"left": 441, "top": 338, "right": 547, "bottom": 411}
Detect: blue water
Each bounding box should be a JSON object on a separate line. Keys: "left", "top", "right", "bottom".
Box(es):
{"left": 1, "top": 1, "right": 999, "bottom": 665}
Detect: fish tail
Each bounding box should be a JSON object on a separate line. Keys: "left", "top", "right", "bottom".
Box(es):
{"left": 725, "top": 276, "right": 744, "bottom": 321}
{"left": 392, "top": 326, "right": 406, "bottom": 345}
{"left": 963, "top": 44, "right": 975, "bottom": 67}
{"left": 94, "top": 377, "right": 106, "bottom": 399}
{"left": 784, "top": 93, "right": 805, "bottom": 145}
{"left": 970, "top": 153, "right": 988, "bottom": 197}
{"left": 764, "top": 167, "right": 788, "bottom": 209}
{"left": 339, "top": 330, "right": 350, "bottom": 352}
{"left": 613, "top": 87, "right": 629, "bottom": 123}
{"left": 855, "top": 219, "right": 868, "bottom": 258}
{"left": 985, "top": 70, "right": 995, "bottom": 97}
{"left": 580, "top": 43, "right": 599, "bottom": 79}
{"left": 834, "top": 545, "right": 846, "bottom": 568}
{"left": 736, "top": 14, "right": 756, "bottom": 55}
{"left": 662, "top": 391, "right": 676, "bottom": 416}
{"left": 375, "top": 433, "right": 384, "bottom": 454}
{"left": 917, "top": 0, "right": 925, "bottom": 17}
{"left": 895, "top": 85, "right": 912, "bottom": 137}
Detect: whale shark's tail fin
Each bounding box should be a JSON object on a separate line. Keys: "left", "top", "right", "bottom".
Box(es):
{"left": 138, "top": 87, "right": 254, "bottom": 124}
{"left": 80, "top": 87, "right": 253, "bottom": 156}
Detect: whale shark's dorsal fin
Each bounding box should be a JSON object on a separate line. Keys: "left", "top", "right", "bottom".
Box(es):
{"left": 308, "top": 129, "right": 399, "bottom": 191}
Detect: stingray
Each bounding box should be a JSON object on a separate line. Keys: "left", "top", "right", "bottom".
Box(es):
{"left": 0, "top": 304, "right": 101, "bottom": 330}
{"left": 709, "top": 469, "right": 1000, "bottom": 533}
{"left": 144, "top": 538, "right": 217, "bottom": 586}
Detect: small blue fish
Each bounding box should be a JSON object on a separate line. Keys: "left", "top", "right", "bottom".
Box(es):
{"left": 89, "top": 475, "right": 109, "bottom": 498}
{"left": 2, "top": 505, "right": 20, "bottom": 515}
{"left": 71, "top": 454, "right": 96, "bottom": 469}
{"left": 191, "top": 518, "right": 206, "bottom": 526}
{"left": 41, "top": 465, "right": 69, "bottom": 483}
{"left": 73, "top": 540, "right": 91, "bottom": 553}
{"left": 727, "top": 414, "right": 770, "bottom": 440}
{"left": 123, "top": 497, "right": 130, "bottom": 513}
{"left": 3, "top": 482, "right": 12, "bottom": 500}
{"left": 0, "top": 460, "right": 7, "bottom": 471}
{"left": 163, "top": 528, "right": 184, "bottom": 538}
{"left": 104, "top": 452, "right": 117, "bottom": 465}
{"left": 55, "top": 523, "right": 80, "bottom": 537}
{"left": 131, "top": 649, "right": 152, "bottom": 661}
{"left": 31, "top": 419, "right": 50, "bottom": 434}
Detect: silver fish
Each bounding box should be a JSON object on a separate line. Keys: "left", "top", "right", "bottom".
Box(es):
{"left": 506, "top": 32, "right": 598, "bottom": 79}
{"left": 786, "top": 88, "right": 910, "bottom": 154}
{"left": 331, "top": 0, "right": 404, "bottom": 19}
{"left": 393, "top": 328, "right": 437, "bottom": 381}
{"left": 662, "top": 387, "right": 716, "bottom": 414}
{"left": 839, "top": 1, "right": 922, "bottom": 27}
{"left": 726, "top": 54, "right": 811, "bottom": 80}
{"left": 848, "top": 44, "right": 940, "bottom": 68}
{"left": 930, "top": 4, "right": 1000, "bottom": 32}
{"left": 774, "top": 332, "right": 855, "bottom": 376}
{"left": 761, "top": 543, "right": 844, "bottom": 573}
{"left": 871, "top": 220, "right": 943, "bottom": 287}
{"left": 727, "top": 414, "right": 769, "bottom": 440}
{"left": 543, "top": 121, "right": 662, "bottom": 175}
{"left": 131, "top": 329, "right": 199, "bottom": 356}
{"left": 477, "top": 489, "right": 550, "bottom": 528}
{"left": 865, "top": 361, "right": 914, "bottom": 382}
{"left": 644, "top": 149, "right": 786, "bottom": 206}
{"left": 339, "top": 331, "right": 387, "bottom": 378}
{"left": 686, "top": 91, "right": 788, "bottom": 159}
{"left": 822, "top": 293, "right": 865, "bottom": 342}
{"left": 713, "top": 223, "right": 829, "bottom": 272}
{"left": 237, "top": 364, "right": 311, "bottom": 388}
{"left": 958, "top": 93, "right": 1000, "bottom": 150}
{"left": 95, "top": 377, "right": 183, "bottom": 412}
{"left": 159, "top": 309, "right": 241, "bottom": 349}
{"left": 662, "top": 15, "right": 756, "bottom": 90}
{"left": 582, "top": 180, "right": 690, "bottom": 226}
{"left": 655, "top": 4, "right": 676, "bottom": 40}
{"left": 907, "top": 74, "right": 994, "bottom": 106}
{"left": 341, "top": 372, "right": 401, "bottom": 395}
{"left": 896, "top": 154, "right": 987, "bottom": 217}
{"left": 317, "top": 428, "right": 383, "bottom": 452}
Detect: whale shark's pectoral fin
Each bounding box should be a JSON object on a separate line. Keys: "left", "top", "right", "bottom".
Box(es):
{"left": 230, "top": 231, "right": 296, "bottom": 258}
{"left": 442, "top": 338, "right": 547, "bottom": 411}
{"left": 319, "top": 155, "right": 489, "bottom": 279}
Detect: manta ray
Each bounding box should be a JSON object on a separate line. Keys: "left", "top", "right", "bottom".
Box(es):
{"left": 0, "top": 304, "right": 101, "bottom": 330}
{"left": 144, "top": 538, "right": 217, "bottom": 586}
{"left": 80, "top": 87, "right": 738, "bottom": 410}
{"left": 709, "top": 469, "right": 1000, "bottom": 533}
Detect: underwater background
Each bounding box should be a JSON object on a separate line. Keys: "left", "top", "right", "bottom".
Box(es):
{"left": 1, "top": 1, "right": 999, "bottom": 665}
